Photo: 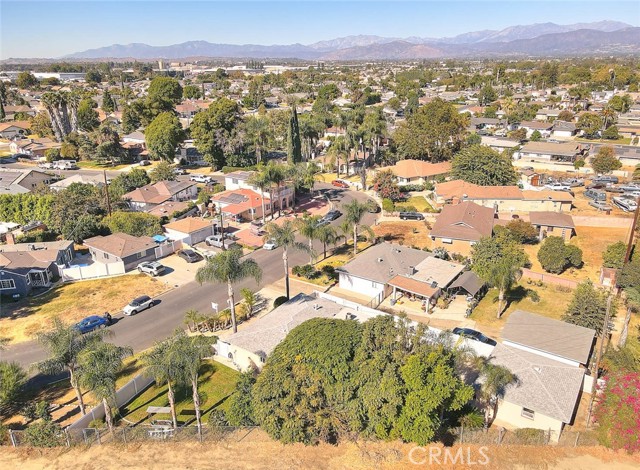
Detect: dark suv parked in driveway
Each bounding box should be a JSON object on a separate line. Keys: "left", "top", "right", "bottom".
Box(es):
{"left": 399, "top": 211, "right": 425, "bottom": 220}
{"left": 452, "top": 327, "right": 497, "bottom": 346}
{"left": 177, "top": 249, "right": 202, "bottom": 263}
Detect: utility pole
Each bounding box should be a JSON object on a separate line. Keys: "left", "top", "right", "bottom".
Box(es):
{"left": 623, "top": 197, "right": 640, "bottom": 264}
{"left": 103, "top": 170, "right": 112, "bottom": 217}
{"left": 586, "top": 294, "right": 613, "bottom": 428}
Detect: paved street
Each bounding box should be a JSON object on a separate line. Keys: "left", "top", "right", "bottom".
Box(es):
{"left": 0, "top": 181, "right": 377, "bottom": 375}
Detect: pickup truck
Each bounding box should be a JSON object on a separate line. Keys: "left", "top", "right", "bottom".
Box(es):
{"left": 205, "top": 235, "right": 238, "bottom": 249}
{"left": 190, "top": 174, "right": 212, "bottom": 183}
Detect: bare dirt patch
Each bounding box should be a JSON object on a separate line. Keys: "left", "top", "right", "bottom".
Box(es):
{"left": 373, "top": 221, "right": 432, "bottom": 250}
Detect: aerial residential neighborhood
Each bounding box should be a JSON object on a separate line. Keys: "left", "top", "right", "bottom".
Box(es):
{"left": 0, "top": 1, "right": 639, "bottom": 469}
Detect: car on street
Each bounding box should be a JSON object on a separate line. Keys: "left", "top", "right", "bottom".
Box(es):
{"left": 123, "top": 295, "right": 156, "bottom": 316}
{"left": 177, "top": 249, "right": 203, "bottom": 263}
{"left": 332, "top": 179, "right": 350, "bottom": 188}
{"left": 263, "top": 239, "right": 278, "bottom": 250}
{"left": 399, "top": 211, "right": 425, "bottom": 220}
{"left": 323, "top": 210, "right": 342, "bottom": 221}
{"left": 452, "top": 327, "right": 497, "bottom": 346}
{"left": 139, "top": 160, "right": 151, "bottom": 166}
{"left": 137, "top": 261, "right": 166, "bottom": 276}
{"left": 74, "top": 315, "right": 110, "bottom": 333}
{"left": 190, "top": 174, "right": 212, "bottom": 183}
{"left": 173, "top": 168, "right": 187, "bottom": 175}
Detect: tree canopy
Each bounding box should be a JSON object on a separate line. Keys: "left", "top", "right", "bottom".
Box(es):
{"left": 537, "top": 236, "right": 583, "bottom": 274}
{"left": 145, "top": 112, "right": 183, "bottom": 161}
{"left": 451, "top": 145, "right": 517, "bottom": 186}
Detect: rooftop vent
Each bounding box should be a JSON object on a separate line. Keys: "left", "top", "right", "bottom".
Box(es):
{"left": 312, "top": 304, "right": 321, "bottom": 310}
{"left": 430, "top": 281, "right": 438, "bottom": 289}
{"left": 377, "top": 257, "right": 384, "bottom": 262}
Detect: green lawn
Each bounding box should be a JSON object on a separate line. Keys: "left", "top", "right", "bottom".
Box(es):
{"left": 77, "top": 161, "right": 131, "bottom": 171}
{"left": 119, "top": 360, "right": 239, "bottom": 425}
{"left": 396, "top": 196, "right": 436, "bottom": 213}
{"left": 470, "top": 281, "right": 575, "bottom": 338}
{"left": 576, "top": 137, "right": 632, "bottom": 145}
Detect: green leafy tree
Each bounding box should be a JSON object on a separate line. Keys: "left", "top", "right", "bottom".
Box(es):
{"left": 530, "top": 130, "right": 542, "bottom": 141}
{"left": 16, "top": 72, "right": 38, "bottom": 89}
{"left": 562, "top": 280, "right": 611, "bottom": 335}
{"left": 149, "top": 161, "right": 177, "bottom": 183}
{"left": 102, "top": 211, "right": 162, "bottom": 237}
{"left": 50, "top": 183, "right": 106, "bottom": 237}
{"left": 505, "top": 219, "right": 538, "bottom": 244}
{"left": 603, "top": 241, "right": 627, "bottom": 269}
{"left": 577, "top": 113, "right": 604, "bottom": 139}
{"left": 317, "top": 224, "right": 338, "bottom": 260}
{"left": 476, "top": 360, "right": 517, "bottom": 429}
{"left": 451, "top": 145, "right": 517, "bottom": 186}
{"left": 101, "top": 89, "right": 115, "bottom": 113}
{"left": 602, "top": 125, "right": 620, "bottom": 140}
{"left": 182, "top": 85, "right": 202, "bottom": 100}
{"left": 30, "top": 112, "right": 54, "bottom": 138}
{"left": 295, "top": 215, "right": 321, "bottom": 264}
{"left": 263, "top": 220, "right": 309, "bottom": 299}
{"left": 35, "top": 318, "right": 107, "bottom": 416}
{"left": 591, "top": 146, "right": 621, "bottom": 174}
{"left": 147, "top": 77, "right": 183, "bottom": 105}
{"left": 608, "top": 95, "right": 632, "bottom": 114}
{"left": 471, "top": 235, "right": 528, "bottom": 318}
{"left": 477, "top": 85, "right": 497, "bottom": 106}
{"left": 145, "top": 112, "right": 183, "bottom": 161}
{"left": 227, "top": 371, "right": 257, "bottom": 426}
{"left": 85, "top": 70, "right": 102, "bottom": 84}
{"left": 537, "top": 236, "right": 583, "bottom": 274}
{"left": 78, "top": 342, "right": 132, "bottom": 432}
{"left": 394, "top": 98, "right": 468, "bottom": 162}
{"left": 195, "top": 248, "right": 262, "bottom": 333}
{"left": 190, "top": 98, "right": 241, "bottom": 168}
{"left": 287, "top": 105, "right": 302, "bottom": 164}
{"left": 252, "top": 318, "right": 363, "bottom": 444}
{"left": 344, "top": 199, "right": 373, "bottom": 256}
{"left": 77, "top": 98, "right": 100, "bottom": 131}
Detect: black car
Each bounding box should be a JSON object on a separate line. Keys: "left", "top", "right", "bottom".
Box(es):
{"left": 367, "top": 203, "right": 380, "bottom": 213}
{"left": 324, "top": 210, "right": 342, "bottom": 221}
{"left": 399, "top": 211, "right": 425, "bottom": 221}
{"left": 452, "top": 327, "right": 497, "bottom": 346}
{"left": 177, "top": 249, "right": 202, "bottom": 263}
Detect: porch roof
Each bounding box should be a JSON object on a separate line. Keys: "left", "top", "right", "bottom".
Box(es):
{"left": 388, "top": 275, "right": 439, "bottom": 299}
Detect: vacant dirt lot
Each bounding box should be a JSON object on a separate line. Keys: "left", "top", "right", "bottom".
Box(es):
{"left": 373, "top": 221, "right": 432, "bottom": 250}
{"left": 0, "top": 275, "right": 167, "bottom": 344}
{"left": 1, "top": 440, "right": 638, "bottom": 470}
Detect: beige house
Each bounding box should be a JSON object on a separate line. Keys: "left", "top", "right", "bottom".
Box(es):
{"left": 164, "top": 217, "right": 215, "bottom": 246}
{"left": 429, "top": 201, "right": 495, "bottom": 256}
{"left": 378, "top": 160, "right": 451, "bottom": 186}
{"left": 528, "top": 211, "right": 575, "bottom": 241}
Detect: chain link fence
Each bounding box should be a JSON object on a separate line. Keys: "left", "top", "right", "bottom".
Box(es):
{"left": 452, "top": 426, "right": 600, "bottom": 447}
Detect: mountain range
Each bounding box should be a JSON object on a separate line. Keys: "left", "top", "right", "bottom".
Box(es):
{"left": 59, "top": 21, "right": 640, "bottom": 60}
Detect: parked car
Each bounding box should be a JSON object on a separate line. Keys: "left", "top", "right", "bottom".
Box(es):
{"left": 173, "top": 168, "right": 187, "bottom": 175}
{"left": 190, "top": 174, "right": 212, "bottom": 183}
{"left": 544, "top": 182, "right": 571, "bottom": 191}
{"left": 137, "top": 261, "right": 166, "bottom": 276}
{"left": 52, "top": 160, "right": 78, "bottom": 170}
{"left": 38, "top": 162, "right": 54, "bottom": 169}
{"left": 263, "top": 239, "right": 278, "bottom": 250}
{"left": 367, "top": 203, "right": 381, "bottom": 213}
{"left": 250, "top": 220, "right": 264, "bottom": 236}
{"left": 139, "top": 160, "right": 151, "bottom": 166}
{"left": 621, "top": 183, "right": 640, "bottom": 193}
{"left": 593, "top": 175, "right": 619, "bottom": 184}
{"left": 452, "top": 327, "right": 497, "bottom": 346}
{"left": 331, "top": 179, "right": 350, "bottom": 188}
{"left": 323, "top": 210, "right": 342, "bottom": 221}
{"left": 613, "top": 196, "right": 638, "bottom": 212}
{"left": 74, "top": 315, "right": 110, "bottom": 334}
{"left": 123, "top": 295, "right": 155, "bottom": 316}
{"left": 589, "top": 200, "right": 612, "bottom": 212}
{"left": 177, "top": 249, "right": 202, "bottom": 263}
{"left": 205, "top": 235, "right": 238, "bottom": 249}
{"left": 584, "top": 189, "right": 607, "bottom": 202}
{"left": 399, "top": 211, "right": 425, "bottom": 220}
{"left": 565, "top": 178, "right": 584, "bottom": 187}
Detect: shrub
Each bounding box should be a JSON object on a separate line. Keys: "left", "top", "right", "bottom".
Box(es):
{"left": 527, "top": 289, "right": 540, "bottom": 303}
{"left": 537, "top": 236, "right": 583, "bottom": 274}
{"left": 273, "top": 296, "right": 289, "bottom": 308}
{"left": 320, "top": 264, "right": 337, "bottom": 280}
{"left": 381, "top": 198, "right": 395, "bottom": 213}
{"left": 513, "top": 428, "right": 546, "bottom": 444}
{"left": 24, "top": 420, "right": 65, "bottom": 447}
{"left": 505, "top": 219, "right": 538, "bottom": 244}
{"left": 397, "top": 205, "right": 417, "bottom": 213}
{"left": 424, "top": 181, "right": 435, "bottom": 191}
{"left": 594, "top": 372, "right": 640, "bottom": 453}
{"left": 294, "top": 264, "right": 318, "bottom": 279}
{"left": 602, "top": 241, "right": 626, "bottom": 269}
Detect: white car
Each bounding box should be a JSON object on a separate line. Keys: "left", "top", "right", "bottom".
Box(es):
{"left": 263, "top": 239, "right": 278, "bottom": 250}
{"left": 190, "top": 174, "right": 212, "bottom": 183}
{"left": 137, "top": 261, "right": 166, "bottom": 276}
{"left": 123, "top": 295, "right": 156, "bottom": 316}
{"left": 544, "top": 183, "right": 571, "bottom": 191}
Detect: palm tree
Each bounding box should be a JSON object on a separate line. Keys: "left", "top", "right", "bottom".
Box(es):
{"left": 477, "top": 360, "right": 517, "bottom": 431}
{"left": 78, "top": 342, "right": 132, "bottom": 432}
{"left": 172, "top": 331, "right": 214, "bottom": 438}
{"left": 183, "top": 309, "right": 202, "bottom": 333}
{"left": 600, "top": 106, "right": 616, "bottom": 132}
{"left": 263, "top": 161, "right": 287, "bottom": 217}
{"left": 344, "top": 199, "right": 372, "bottom": 256}
{"left": 141, "top": 339, "right": 183, "bottom": 428}
{"left": 245, "top": 116, "right": 271, "bottom": 163}
{"left": 195, "top": 248, "right": 262, "bottom": 333}
{"left": 248, "top": 167, "right": 271, "bottom": 224}
{"left": 316, "top": 225, "right": 338, "bottom": 260}
{"left": 295, "top": 215, "right": 321, "bottom": 264}
{"left": 338, "top": 219, "right": 353, "bottom": 247}
{"left": 35, "top": 318, "right": 108, "bottom": 416}
{"left": 263, "top": 220, "right": 310, "bottom": 299}
{"left": 488, "top": 260, "right": 522, "bottom": 319}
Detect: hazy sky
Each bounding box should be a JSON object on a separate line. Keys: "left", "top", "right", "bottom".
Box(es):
{"left": 1, "top": 1, "right": 639, "bottom": 58}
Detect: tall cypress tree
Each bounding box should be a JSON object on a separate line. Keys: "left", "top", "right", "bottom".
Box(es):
{"left": 102, "top": 90, "right": 115, "bottom": 113}
{"left": 287, "top": 105, "right": 302, "bottom": 164}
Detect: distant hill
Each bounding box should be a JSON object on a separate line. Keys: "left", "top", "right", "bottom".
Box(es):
{"left": 58, "top": 21, "right": 638, "bottom": 60}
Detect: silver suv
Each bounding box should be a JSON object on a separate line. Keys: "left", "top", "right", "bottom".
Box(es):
{"left": 137, "top": 261, "right": 165, "bottom": 276}
{"left": 123, "top": 295, "right": 155, "bottom": 316}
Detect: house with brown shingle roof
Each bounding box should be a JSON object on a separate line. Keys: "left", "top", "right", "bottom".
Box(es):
{"left": 123, "top": 180, "right": 197, "bottom": 212}
{"left": 528, "top": 211, "right": 575, "bottom": 241}
{"left": 83, "top": 233, "right": 158, "bottom": 271}
{"left": 164, "top": 217, "right": 215, "bottom": 246}
{"left": 0, "top": 121, "right": 31, "bottom": 139}
{"left": 430, "top": 201, "right": 495, "bottom": 255}
{"left": 378, "top": 159, "right": 451, "bottom": 186}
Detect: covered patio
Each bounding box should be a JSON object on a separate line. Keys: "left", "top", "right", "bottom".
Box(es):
{"left": 388, "top": 275, "right": 440, "bottom": 314}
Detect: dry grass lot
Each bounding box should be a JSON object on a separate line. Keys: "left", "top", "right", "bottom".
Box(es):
{"left": 523, "top": 226, "right": 629, "bottom": 283}
{"left": 373, "top": 221, "right": 432, "bottom": 250}
{"left": 0, "top": 275, "right": 167, "bottom": 344}
{"left": 1, "top": 440, "right": 638, "bottom": 470}
{"left": 470, "top": 282, "right": 575, "bottom": 339}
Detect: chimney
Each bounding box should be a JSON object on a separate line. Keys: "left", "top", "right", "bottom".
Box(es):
{"left": 408, "top": 266, "right": 415, "bottom": 276}
{"left": 5, "top": 232, "right": 15, "bottom": 245}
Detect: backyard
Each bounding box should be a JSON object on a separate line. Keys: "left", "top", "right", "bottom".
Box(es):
{"left": 0, "top": 275, "right": 167, "bottom": 344}
{"left": 372, "top": 221, "right": 432, "bottom": 250}
{"left": 119, "top": 360, "right": 239, "bottom": 425}
{"left": 470, "top": 281, "right": 576, "bottom": 339}
{"left": 395, "top": 195, "right": 436, "bottom": 213}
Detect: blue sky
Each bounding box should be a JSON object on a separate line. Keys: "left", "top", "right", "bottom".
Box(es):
{"left": 1, "top": 1, "right": 639, "bottom": 58}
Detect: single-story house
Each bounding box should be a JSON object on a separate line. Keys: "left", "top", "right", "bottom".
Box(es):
{"left": 9, "top": 138, "right": 61, "bottom": 158}
{"left": 123, "top": 180, "right": 197, "bottom": 211}
{"left": 587, "top": 143, "right": 640, "bottom": 167}
{"left": 122, "top": 131, "right": 146, "bottom": 146}
{"left": 434, "top": 180, "right": 573, "bottom": 213}
{"left": 49, "top": 173, "right": 105, "bottom": 191}
{"left": 0, "top": 121, "right": 31, "bottom": 139}
{"left": 552, "top": 121, "right": 578, "bottom": 139}
{"left": 216, "top": 292, "right": 383, "bottom": 371}
{"left": 430, "top": 201, "right": 495, "bottom": 255}
{"left": 164, "top": 217, "right": 215, "bottom": 246}
{"left": 4, "top": 105, "right": 36, "bottom": 120}
{"left": 0, "top": 168, "right": 54, "bottom": 194}
{"left": 211, "top": 189, "right": 271, "bottom": 222}
{"left": 377, "top": 160, "right": 451, "bottom": 186}
{"left": 514, "top": 141, "right": 586, "bottom": 165}
{"left": 83, "top": 232, "right": 158, "bottom": 272}
{"left": 518, "top": 121, "right": 554, "bottom": 139}
{"left": 147, "top": 200, "right": 192, "bottom": 218}
{"left": 528, "top": 211, "right": 575, "bottom": 241}
{"left": 0, "top": 240, "right": 75, "bottom": 297}
{"left": 534, "top": 108, "right": 561, "bottom": 121}
{"left": 337, "top": 243, "right": 431, "bottom": 304}
{"left": 175, "top": 142, "right": 206, "bottom": 166}
{"left": 480, "top": 136, "right": 521, "bottom": 153}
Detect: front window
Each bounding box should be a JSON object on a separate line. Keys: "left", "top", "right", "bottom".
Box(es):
{"left": 137, "top": 250, "right": 147, "bottom": 259}
{"left": 103, "top": 252, "right": 109, "bottom": 259}
{"left": 521, "top": 408, "right": 535, "bottom": 420}
{"left": 0, "top": 279, "right": 16, "bottom": 290}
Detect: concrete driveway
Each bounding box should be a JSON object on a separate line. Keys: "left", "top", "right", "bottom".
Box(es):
{"left": 156, "top": 253, "right": 205, "bottom": 287}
